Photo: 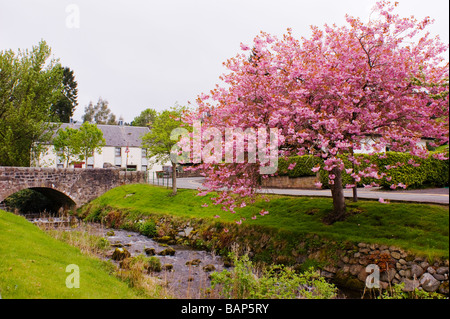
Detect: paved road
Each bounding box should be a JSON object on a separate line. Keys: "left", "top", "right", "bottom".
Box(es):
{"left": 171, "top": 177, "right": 449, "bottom": 205}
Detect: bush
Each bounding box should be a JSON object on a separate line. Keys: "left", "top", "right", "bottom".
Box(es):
{"left": 210, "top": 253, "right": 337, "bottom": 299}
{"left": 312, "top": 151, "right": 447, "bottom": 189}
{"left": 278, "top": 155, "right": 322, "bottom": 178}
{"left": 138, "top": 220, "right": 157, "bottom": 237}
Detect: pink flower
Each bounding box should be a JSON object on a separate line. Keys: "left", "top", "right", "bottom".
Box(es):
{"left": 240, "top": 43, "right": 250, "bottom": 51}
{"left": 214, "top": 215, "right": 220, "bottom": 218}
{"left": 201, "top": 203, "right": 209, "bottom": 208}
{"left": 345, "top": 168, "right": 353, "bottom": 174}
{"left": 329, "top": 174, "right": 336, "bottom": 180}
{"left": 251, "top": 215, "right": 257, "bottom": 220}
{"left": 345, "top": 184, "right": 356, "bottom": 189}
{"left": 240, "top": 202, "right": 246, "bottom": 208}
{"left": 259, "top": 210, "right": 269, "bottom": 216}
{"left": 314, "top": 182, "right": 323, "bottom": 188}
{"left": 378, "top": 198, "right": 389, "bottom": 204}
{"left": 311, "top": 165, "right": 320, "bottom": 173}
{"left": 236, "top": 220, "right": 242, "bottom": 225}
{"left": 223, "top": 228, "right": 229, "bottom": 233}
{"left": 288, "top": 162, "right": 297, "bottom": 170}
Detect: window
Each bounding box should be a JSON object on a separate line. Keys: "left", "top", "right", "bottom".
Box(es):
{"left": 57, "top": 163, "right": 64, "bottom": 169}
{"left": 141, "top": 165, "right": 147, "bottom": 171}
{"left": 115, "top": 147, "right": 121, "bottom": 157}
{"left": 87, "top": 164, "right": 94, "bottom": 169}
{"left": 141, "top": 148, "right": 147, "bottom": 158}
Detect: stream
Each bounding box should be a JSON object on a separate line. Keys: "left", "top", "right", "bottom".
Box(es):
{"left": 28, "top": 215, "right": 226, "bottom": 298}
{"left": 27, "top": 214, "right": 356, "bottom": 299}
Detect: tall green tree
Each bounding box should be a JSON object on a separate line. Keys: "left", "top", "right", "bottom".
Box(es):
{"left": 141, "top": 105, "right": 186, "bottom": 195}
{"left": 0, "top": 40, "right": 63, "bottom": 167}
{"left": 50, "top": 66, "right": 78, "bottom": 123}
{"left": 77, "top": 122, "right": 106, "bottom": 166}
{"left": 132, "top": 108, "right": 157, "bottom": 127}
{"left": 82, "top": 97, "right": 117, "bottom": 125}
{"left": 53, "top": 126, "right": 82, "bottom": 167}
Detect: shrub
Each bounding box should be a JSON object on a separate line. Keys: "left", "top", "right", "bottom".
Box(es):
{"left": 278, "top": 155, "right": 322, "bottom": 178}
{"left": 210, "top": 253, "right": 337, "bottom": 299}
{"left": 138, "top": 219, "right": 157, "bottom": 237}
{"left": 315, "top": 151, "right": 448, "bottom": 189}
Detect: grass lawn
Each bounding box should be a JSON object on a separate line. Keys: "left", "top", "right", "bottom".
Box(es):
{"left": 0, "top": 210, "right": 143, "bottom": 299}
{"left": 83, "top": 184, "right": 449, "bottom": 259}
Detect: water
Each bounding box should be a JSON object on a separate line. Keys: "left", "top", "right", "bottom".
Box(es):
{"left": 29, "top": 215, "right": 226, "bottom": 298}
{"left": 28, "top": 214, "right": 355, "bottom": 299}
{"left": 101, "top": 226, "right": 226, "bottom": 298}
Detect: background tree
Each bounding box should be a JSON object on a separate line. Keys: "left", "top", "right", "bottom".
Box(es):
{"left": 77, "top": 122, "right": 106, "bottom": 165}
{"left": 82, "top": 97, "right": 117, "bottom": 125}
{"left": 0, "top": 40, "right": 63, "bottom": 167}
{"left": 132, "top": 108, "right": 157, "bottom": 127}
{"left": 141, "top": 105, "right": 186, "bottom": 195}
{"left": 187, "top": 1, "right": 449, "bottom": 223}
{"left": 52, "top": 126, "right": 82, "bottom": 167}
{"left": 50, "top": 66, "right": 78, "bottom": 123}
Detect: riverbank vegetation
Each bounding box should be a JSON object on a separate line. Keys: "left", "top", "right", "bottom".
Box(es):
{"left": 79, "top": 184, "right": 449, "bottom": 260}
{"left": 0, "top": 210, "right": 148, "bottom": 298}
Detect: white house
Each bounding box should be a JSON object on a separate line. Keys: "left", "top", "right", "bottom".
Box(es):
{"left": 34, "top": 123, "right": 154, "bottom": 172}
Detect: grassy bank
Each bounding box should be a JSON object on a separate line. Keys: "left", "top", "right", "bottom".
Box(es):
{"left": 0, "top": 210, "right": 144, "bottom": 299}
{"left": 79, "top": 184, "right": 449, "bottom": 260}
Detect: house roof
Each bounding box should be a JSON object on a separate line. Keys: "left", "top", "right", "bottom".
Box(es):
{"left": 56, "top": 123, "right": 150, "bottom": 147}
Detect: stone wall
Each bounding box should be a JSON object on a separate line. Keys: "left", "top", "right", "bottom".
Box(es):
{"left": 261, "top": 176, "right": 318, "bottom": 189}
{"left": 0, "top": 166, "right": 147, "bottom": 208}
{"left": 316, "top": 242, "right": 449, "bottom": 294}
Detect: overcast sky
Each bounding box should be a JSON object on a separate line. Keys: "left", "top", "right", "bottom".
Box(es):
{"left": 1, "top": 0, "right": 448, "bottom": 123}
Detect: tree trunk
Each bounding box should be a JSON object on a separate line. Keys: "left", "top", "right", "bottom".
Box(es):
{"left": 326, "top": 166, "right": 347, "bottom": 224}
{"left": 350, "top": 146, "right": 358, "bottom": 202}
{"left": 172, "top": 162, "right": 177, "bottom": 195}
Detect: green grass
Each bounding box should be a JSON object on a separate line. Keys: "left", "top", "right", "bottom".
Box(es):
{"left": 82, "top": 184, "right": 449, "bottom": 259}
{"left": 0, "top": 210, "right": 143, "bottom": 299}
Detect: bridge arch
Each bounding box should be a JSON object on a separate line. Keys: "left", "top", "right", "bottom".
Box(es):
{"left": 1, "top": 187, "right": 77, "bottom": 214}
{"left": 0, "top": 166, "right": 147, "bottom": 209}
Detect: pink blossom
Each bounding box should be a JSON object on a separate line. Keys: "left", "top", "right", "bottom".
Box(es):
{"left": 378, "top": 198, "right": 389, "bottom": 204}
{"left": 345, "top": 168, "right": 353, "bottom": 174}
{"left": 186, "top": 2, "right": 449, "bottom": 221}
{"left": 311, "top": 165, "right": 320, "bottom": 173}
{"left": 251, "top": 215, "right": 257, "bottom": 220}
{"left": 240, "top": 43, "right": 250, "bottom": 51}
{"left": 314, "top": 182, "right": 323, "bottom": 188}
{"left": 214, "top": 215, "right": 220, "bottom": 218}
{"left": 433, "top": 153, "right": 449, "bottom": 160}
{"left": 288, "top": 162, "right": 297, "bottom": 170}
{"left": 223, "top": 228, "right": 229, "bottom": 233}
{"left": 259, "top": 210, "right": 269, "bottom": 216}
{"left": 236, "top": 220, "right": 242, "bottom": 225}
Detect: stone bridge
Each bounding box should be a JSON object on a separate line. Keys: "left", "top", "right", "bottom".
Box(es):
{"left": 0, "top": 166, "right": 147, "bottom": 210}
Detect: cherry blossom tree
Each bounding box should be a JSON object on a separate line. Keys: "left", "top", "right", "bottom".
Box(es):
{"left": 184, "top": 1, "right": 449, "bottom": 224}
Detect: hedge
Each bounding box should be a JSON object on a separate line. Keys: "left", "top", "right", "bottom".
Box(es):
{"left": 277, "top": 151, "right": 449, "bottom": 189}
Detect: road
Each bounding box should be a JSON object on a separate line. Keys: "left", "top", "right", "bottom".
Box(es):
{"left": 172, "top": 177, "right": 449, "bottom": 205}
